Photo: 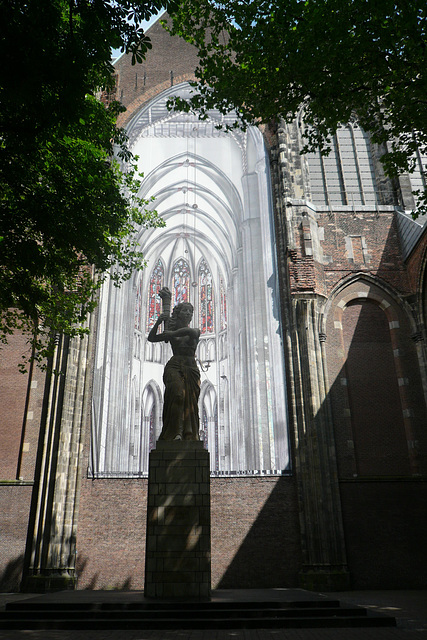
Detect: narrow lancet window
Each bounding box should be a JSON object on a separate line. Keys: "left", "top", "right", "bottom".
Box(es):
{"left": 147, "top": 259, "right": 164, "bottom": 330}
{"left": 199, "top": 259, "right": 214, "bottom": 334}
{"left": 173, "top": 258, "right": 190, "bottom": 305}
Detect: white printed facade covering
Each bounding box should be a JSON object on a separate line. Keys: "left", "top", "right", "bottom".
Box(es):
{"left": 90, "top": 83, "right": 290, "bottom": 477}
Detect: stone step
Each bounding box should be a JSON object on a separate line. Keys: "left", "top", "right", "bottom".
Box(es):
{"left": 1, "top": 606, "right": 367, "bottom": 620}
{"left": 6, "top": 599, "right": 342, "bottom": 612}
{"left": 0, "top": 600, "right": 396, "bottom": 630}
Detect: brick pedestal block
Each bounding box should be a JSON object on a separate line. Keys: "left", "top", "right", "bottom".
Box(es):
{"left": 144, "top": 441, "right": 211, "bottom": 599}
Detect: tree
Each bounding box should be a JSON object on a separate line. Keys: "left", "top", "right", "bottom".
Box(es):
{"left": 167, "top": 0, "right": 427, "bottom": 209}
{"left": 0, "top": 0, "right": 173, "bottom": 364}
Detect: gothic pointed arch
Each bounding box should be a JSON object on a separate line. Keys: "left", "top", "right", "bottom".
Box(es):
{"left": 323, "top": 276, "right": 427, "bottom": 478}
{"left": 322, "top": 272, "right": 418, "bottom": 336}
{"left": 142, "top": 380, "right": 162, "bottom": 457}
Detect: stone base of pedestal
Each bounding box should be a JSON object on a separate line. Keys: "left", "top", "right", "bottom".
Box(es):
{"left": 144, "top": 441, "right": 211, "bottom": 599}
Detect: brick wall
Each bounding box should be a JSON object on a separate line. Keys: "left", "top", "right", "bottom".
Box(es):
{"left": 114, "top": 16, "right": 199, "bottom": 128}
{"left": 0, "top": 485, "right": 33, "bottom": 591}
{"left": 0, "top": 333, "right": 31, "bottom": 480}
{"left": 342, "top": 300, "right": 410, "bottom": 476}
{"left": 0, "top": 331, "right": 45, "bottom": 482}
{"left": 290, "top": 210, "right": 411, "bottom": 298}
{"left": 76, "top": 479, "right": 148, "bottom": 590}
{"left": 320, "top": 211, "right": 411, "bottom": 296}
{"left": 76, "top": 474, "right": 301, "bottom": 590}
{"left": 0, "top": 331, "right": 48, "bottom": 593}
{"left": 210, "top": 477, "right": 301, "bottom": 588}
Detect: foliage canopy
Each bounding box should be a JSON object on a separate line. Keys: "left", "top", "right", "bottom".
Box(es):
{"left": 0, "top": 0, "right": 171, "bottom": 364}
{"left": 167, "top": 0, "right": 427, "bottom": 207}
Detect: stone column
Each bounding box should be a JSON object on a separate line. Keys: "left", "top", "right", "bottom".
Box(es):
{"left": 145, "top": 441, "right": 211, "bottom": 599}
{"left": 21, "top": 319, "right": 94, "bottom": 592}
{"left": 291, "top": 296, "right": 350, "bottom": 591}
{"left": 270, "top": 122, "right": 350, "bottom": 590}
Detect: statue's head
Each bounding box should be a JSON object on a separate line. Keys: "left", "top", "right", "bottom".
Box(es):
{"left": 169, "top": 302, "right": 194, "bottom": 329}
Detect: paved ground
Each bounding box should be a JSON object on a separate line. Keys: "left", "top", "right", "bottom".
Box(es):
{"left": 331, "top": 591, "right": 427, "bottom": 631}
{"left": 0, "top": 590, "right": 425, "bottom": 640}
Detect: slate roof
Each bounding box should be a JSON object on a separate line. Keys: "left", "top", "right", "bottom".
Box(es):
{"left": 395, "top": 208, "right": 427, "bottom": 260}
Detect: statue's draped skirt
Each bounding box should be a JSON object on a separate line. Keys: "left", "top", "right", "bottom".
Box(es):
{"left": 160, "top": 355, "right": 201, "bottom": 441}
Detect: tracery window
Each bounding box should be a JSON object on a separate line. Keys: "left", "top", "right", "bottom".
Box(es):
{"left": 307, "top": 123, "right": 377, "bottom": 207}
{"left": 199, "top": 259, "right": 214, "bottom": 334}
{"left": 173, "top": 258, "right": 190, "bottom": 306}
{"left": 146, "top": 259, "right": 164, "bottom": 330}
{"left": 220, "top": 277, "right": 227, "bottom": 331}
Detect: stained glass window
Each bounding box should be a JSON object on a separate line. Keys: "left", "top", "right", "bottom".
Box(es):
{"left": 173, "top": 258, "right": 190, "bottom": 306}
{"left": 146, "top": 259, "right": 164, "bottom": 330}
{"left": 199, "top": 259, "right": 214, "bottom": 334}
{"left": 220, "top": 277, "right": 227, "bottom": 331}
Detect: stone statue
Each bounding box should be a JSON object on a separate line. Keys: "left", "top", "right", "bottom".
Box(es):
{"left": 148, "top": 287, "right": 201, "bottom": 441}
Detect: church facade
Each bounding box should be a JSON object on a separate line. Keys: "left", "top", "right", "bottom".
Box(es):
{"left": 1, "top": 18, "right": 427, "bottom": 593}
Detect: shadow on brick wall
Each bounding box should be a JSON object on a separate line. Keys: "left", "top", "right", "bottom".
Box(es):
{"left": 0, "top": 554, "right": 24, "bottom": 592}
{"left": 324, "top": 245, "right": 427, "bottom": 587}
{"left": 76, "top": 553, "right": 134, "bottom": 591}
{"left": 215, "top": 476, "right": 301, "bottom": 589}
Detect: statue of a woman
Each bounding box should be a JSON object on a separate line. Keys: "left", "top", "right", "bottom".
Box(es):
{"left": 148, "top": 288, "right": 201, "bottom": 441}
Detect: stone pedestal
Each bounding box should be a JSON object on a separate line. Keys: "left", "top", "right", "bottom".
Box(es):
{"left": 144, "top": 441, "right": 211, "bottom": 599}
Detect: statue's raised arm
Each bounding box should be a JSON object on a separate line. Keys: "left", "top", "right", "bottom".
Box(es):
{"left": 147, "top": 287, "right": 172, "bottom": 343}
